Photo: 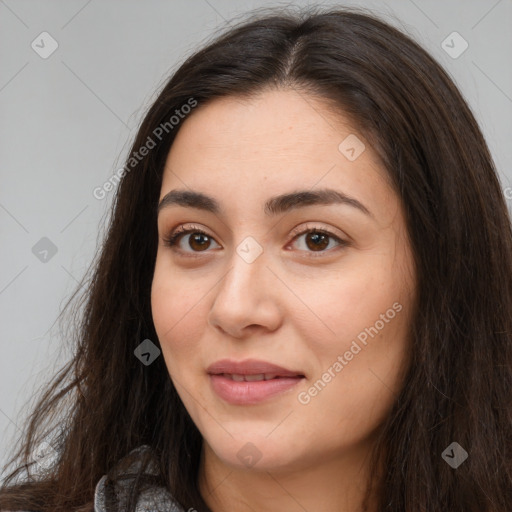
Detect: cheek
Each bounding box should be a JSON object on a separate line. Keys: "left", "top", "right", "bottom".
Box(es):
{"left": 294, "top": 252, "right": 412, "bottom": 401}
{"left": 150, "top": 265, "right": 206, "bottom": 360}
{"left": 297, "top": 305, "right": 411, "bottom": 442}
{"left": 292, "top": 260, "right": 401, "bottom": 350}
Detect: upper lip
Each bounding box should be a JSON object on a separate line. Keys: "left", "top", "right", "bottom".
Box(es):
{"left": 207, "top": 358, "right": 305, "bottom": 377}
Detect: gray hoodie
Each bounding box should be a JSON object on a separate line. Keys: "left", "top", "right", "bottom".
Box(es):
{"left": 93, "top": 445, "right": 186, "bottom": 512}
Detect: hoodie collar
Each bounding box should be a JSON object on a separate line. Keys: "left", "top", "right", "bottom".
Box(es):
{"left": 93, "top": 445, "right": 186, "bottom": 512}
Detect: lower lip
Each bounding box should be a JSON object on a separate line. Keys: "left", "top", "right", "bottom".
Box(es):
{"left": 209, "top": 374, "right": 304, "bottom": 405}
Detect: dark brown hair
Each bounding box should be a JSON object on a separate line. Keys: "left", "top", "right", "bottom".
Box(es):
{"left": 1, "top": 5, "right": 511, "bottom": 512}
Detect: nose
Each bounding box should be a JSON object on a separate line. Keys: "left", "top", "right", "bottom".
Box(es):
{"left": 208, "top": 247, "right": 282, "bottom": 338}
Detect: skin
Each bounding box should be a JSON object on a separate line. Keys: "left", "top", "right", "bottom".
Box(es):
{"left": 151, "top": 88, "right": 417, "bottom": 512}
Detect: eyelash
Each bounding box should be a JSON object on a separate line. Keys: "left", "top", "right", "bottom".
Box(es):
{"left": 162, "top": 223, "right": 348, "bottom": 259}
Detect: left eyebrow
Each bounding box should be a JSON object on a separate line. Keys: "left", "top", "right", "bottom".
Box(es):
{"left": 157, "top": 187, "right": 374, "bottom": 219}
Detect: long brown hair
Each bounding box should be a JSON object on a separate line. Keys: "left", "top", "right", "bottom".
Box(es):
{"left": 1, "top": 5, "right": 511, "bottom": 512}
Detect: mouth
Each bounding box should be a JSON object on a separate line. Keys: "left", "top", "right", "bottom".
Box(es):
{"left": 206, "top": 359, "right": 306, "bottom": 405}
{"left": 216, "top": 373, "right": 303, "bottom": 382}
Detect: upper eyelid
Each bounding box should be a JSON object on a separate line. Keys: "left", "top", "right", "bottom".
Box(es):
{"left": 289, "top": 223, "right": 345, "bottom": 240}
{"left": 168, "top": 223, "right": 345, "bottom": 239}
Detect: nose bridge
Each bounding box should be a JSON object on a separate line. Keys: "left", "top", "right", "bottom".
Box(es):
{"left": 208, "top": 235, "right": 280, "bottom": 334}
{"left": 219, "top": 235, "right": 268, "bottom": 303}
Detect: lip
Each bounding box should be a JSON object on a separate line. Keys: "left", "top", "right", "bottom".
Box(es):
{"left": 206, "top": 358, "right": 305, "bottom": 377}
{"left": 207, "top": 358, "right": 305, "bottom": 405}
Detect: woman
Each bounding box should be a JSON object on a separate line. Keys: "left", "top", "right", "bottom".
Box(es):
{"left": 1, "top": 5, "right": 511, "bottom": 512}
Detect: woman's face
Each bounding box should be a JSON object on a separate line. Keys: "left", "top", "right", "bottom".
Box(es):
{"left": 151, "top": 88, "right": 416, "bottom": 474}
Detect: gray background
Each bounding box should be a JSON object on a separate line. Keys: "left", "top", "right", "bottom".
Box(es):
{"left": 1, "top": 0, "right": 511, "bottom": 472}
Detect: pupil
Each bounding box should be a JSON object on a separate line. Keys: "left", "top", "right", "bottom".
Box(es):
{"left": 307, "top": 232, "right": 328, "bottom": 251}
{"left": 191, "top": 233, "right": 209, "bottom": 251}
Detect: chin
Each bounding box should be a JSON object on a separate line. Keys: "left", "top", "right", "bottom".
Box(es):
{"left": 206, "top": 433, "right": 304, "bottom": 473}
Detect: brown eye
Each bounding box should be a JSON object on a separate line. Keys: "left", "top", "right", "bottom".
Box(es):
{"left": 163, "top": 226, "right": 221, "bottom": 256}
{"left": 304, "top": 232, "right": 330, "bottom": 251}
{"left": 187, "top": 232, "right": 212, "bottom": 251}
{"left": 290, "top": 227, "right": 347, "bottom": 255}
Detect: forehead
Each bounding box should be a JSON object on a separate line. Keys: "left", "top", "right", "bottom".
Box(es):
{"left": 166, "top": 89, "right": 363, "bottom": 160}
{"left": 160, "top": 89, "right": 396, "bottom": 220}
